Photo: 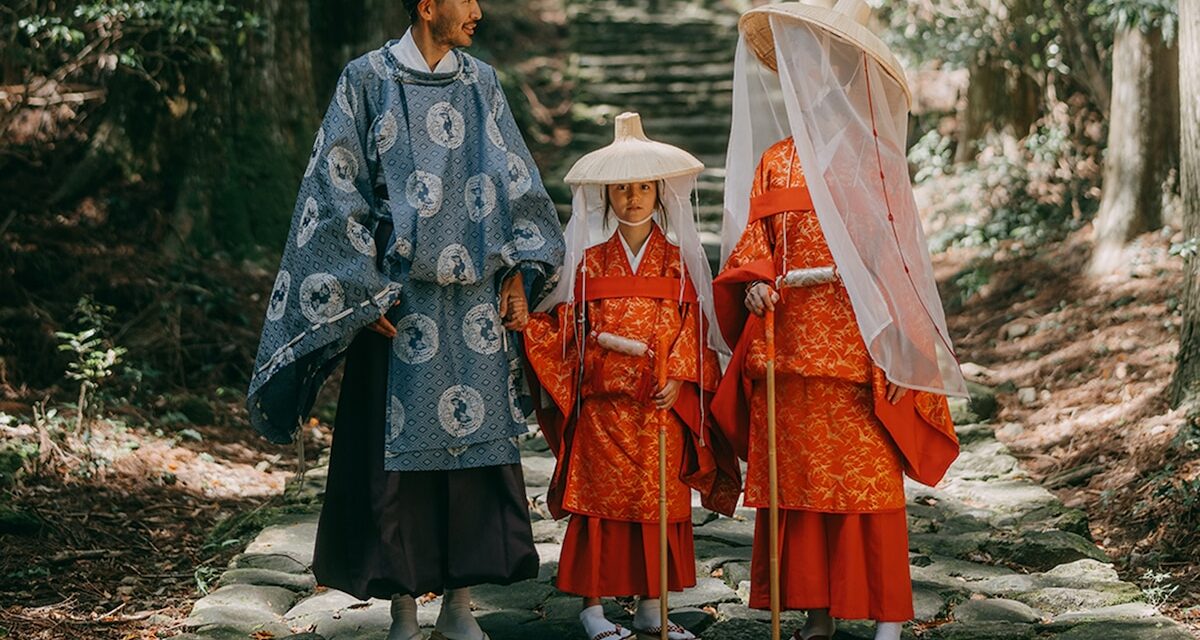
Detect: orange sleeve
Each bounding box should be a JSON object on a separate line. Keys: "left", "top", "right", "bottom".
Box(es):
{"left": 523, "top": 304, "right": 578, "bottom": 416}
{"left": 667, "top": 302, "right": 701, "bottom": 385}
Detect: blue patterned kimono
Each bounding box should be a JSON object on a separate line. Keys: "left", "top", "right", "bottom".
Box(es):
{"left": 248, "top": 43, "right": 564, "bottom": 472}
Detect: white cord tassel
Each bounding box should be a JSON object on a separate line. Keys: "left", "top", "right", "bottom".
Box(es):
{"left": 778, "top": 266, "right": 838, "bottom": 289}
{"left": 594, "top": 332, "right": 649, "bottom": 357}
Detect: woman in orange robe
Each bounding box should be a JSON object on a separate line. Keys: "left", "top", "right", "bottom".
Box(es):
{"left": 712, "top": 137, "right": 959, "bottom": 640}
{"left": 526, "top": 178, "right": 738, "bottom": 639}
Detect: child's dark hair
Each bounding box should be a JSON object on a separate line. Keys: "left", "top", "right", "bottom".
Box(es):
{"left": 602, "top": 181, "right": 668, "bottom": 234}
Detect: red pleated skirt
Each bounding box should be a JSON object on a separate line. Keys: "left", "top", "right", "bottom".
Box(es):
{"left": 556, "top": 514, "right": 697, "bottom": 598}
{"left": 749, "top": 508, "right": 913, "bottom": 622}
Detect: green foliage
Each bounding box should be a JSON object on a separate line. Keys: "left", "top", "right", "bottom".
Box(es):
{"left": 193, "top": 563, "right": 222, "bottom": 596}
{"left": 877, "top": 0, "right": 1086, "bottom": 72}
{"left": 1092, "top": 0, "right": 1178, "bottom": 41}
{"left": 1170, "top": 237, "right": 1200, "bottom": 260}
{"left": 909, "top": 129, "right": 956, "bottom": 184}
{"left": 4, "top": 1, "right": 259, "bottom": 92}
{"left": 55, "top": 298, "right": 126, "bottom": 388}
{"left": 920, "top": 122, "right": 1097, "bottom": 252}
{"left": 54, "top": 297, "right": 128, "bottom": 431}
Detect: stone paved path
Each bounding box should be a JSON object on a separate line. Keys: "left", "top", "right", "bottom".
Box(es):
{"left": 175, "top": 411, "right": 1194, "bottom": 640}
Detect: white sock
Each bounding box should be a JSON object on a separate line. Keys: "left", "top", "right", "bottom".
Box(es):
{"left": 388, "top": 594, "right": 421, "bottom": 640}
{"left": 634, "top": 599, "right": 694, "bottom": 640}
{"left": 434, "top": 588, "right": 484, "bottom": 640}
{"left": 579, "top": 604, "right": 620, "bottom": 639}
{"left": 875, "top": 621, "right": 903, "bottom": 640}
{"left": 801, "top": 608, "right": 835, "bottom": 639}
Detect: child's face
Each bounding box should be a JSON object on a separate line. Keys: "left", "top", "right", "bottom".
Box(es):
{"left": 606, "top": 181, "right": 657, "bottom": 224}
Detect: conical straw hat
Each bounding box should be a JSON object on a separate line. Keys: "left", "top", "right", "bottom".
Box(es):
{"left": 564, "top": 112, "right": 704, "bottom": 185}
{"left": 740, "top": 0, "right": 911, "bottom": 106}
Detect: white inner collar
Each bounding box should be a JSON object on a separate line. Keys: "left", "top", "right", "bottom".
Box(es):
{"left": 617, "top": 230, "right": 651, "bottom": 274}
{"left": 391, "top": 29, "right": 459, "bottom": 74}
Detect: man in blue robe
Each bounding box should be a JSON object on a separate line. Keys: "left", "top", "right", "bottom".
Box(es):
{"left": 246, "top": 1, "right": 565, "bottom": 638}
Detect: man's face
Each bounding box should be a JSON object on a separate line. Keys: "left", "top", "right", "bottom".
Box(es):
{"left": 425, "top": 0, "right": 483, "bottom": 48}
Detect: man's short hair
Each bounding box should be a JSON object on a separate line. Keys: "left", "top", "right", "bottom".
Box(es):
{"left": 404, "top": 0, "right": 421, "bottom": 22}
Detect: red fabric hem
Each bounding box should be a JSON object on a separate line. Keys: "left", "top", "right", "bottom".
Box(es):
{"left": 556, "top": 515, "right": 696, "bottom": 598}
{"left": 748, "top": 508, "right": 914, "bottom": 622}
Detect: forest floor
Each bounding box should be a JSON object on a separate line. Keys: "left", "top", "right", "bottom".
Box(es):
{"left": 3, "top": 222, "right": 1200, "bottom": 638}
{"left": 937, "top": 225, "right": 1200, "bottom": 634}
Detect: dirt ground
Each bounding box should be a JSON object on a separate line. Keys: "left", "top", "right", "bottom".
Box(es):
{"left": 0, "top": 413, "right": 330, "bottom": 639}
{"left": 938, "top": 225, "right": 1200, "bottom": 632}
{"left": 3, "top": 225, "right": 1199, "bottom": 638}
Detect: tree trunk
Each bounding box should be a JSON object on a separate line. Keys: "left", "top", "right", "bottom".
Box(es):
{"left": 1089, "top": 24, "right": 1180, "bottom": 275}
{"left": 1170, "top": 0, "right": 1200, "bottom": 407}
{"left": 954, "top": 0, "right": 1042, "bottom": 164}
{"left": 309, "top": 0, "right": 408, "bottom": 106}
{"left": 166, "top": 0, "right": 319, "bottom": 258}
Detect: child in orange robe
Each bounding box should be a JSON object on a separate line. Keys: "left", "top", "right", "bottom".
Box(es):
{"left": 525, "top": 113, "right": 739, "bottom": 640}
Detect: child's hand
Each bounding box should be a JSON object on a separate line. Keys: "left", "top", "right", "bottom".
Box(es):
{"left": 653, "top": 379, "right": 683, "bottom": 410}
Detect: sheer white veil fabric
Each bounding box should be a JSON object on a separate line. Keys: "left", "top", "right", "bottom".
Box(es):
{"left": 721, "top": 16, "right": 967, "bottom": 397}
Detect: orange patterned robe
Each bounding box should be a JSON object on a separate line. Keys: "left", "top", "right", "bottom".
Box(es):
{"left": 525, "top": 225, "right": 738, "bottom": 597}
{"left": 712, "top": 138, "right": 958, "bottom": 620}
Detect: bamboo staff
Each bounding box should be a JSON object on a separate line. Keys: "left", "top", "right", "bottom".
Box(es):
{"left": 765, "top": 307, "right": 780, "bottom": 640}
{"left": 656, "top": 331, "right": 672, "bottom": 640}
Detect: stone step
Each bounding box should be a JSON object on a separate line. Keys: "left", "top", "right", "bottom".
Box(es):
{"left": 577, "top": 51, "right": 734, "bottom": 70}
{"left": 571, "top": 33, "right": 735, "bottom": 56}
{"left": 569, "top": 131, "right": 729, "bottom": 157}
{"left": 576, "top": 61, "right": 734, "bottom": 85}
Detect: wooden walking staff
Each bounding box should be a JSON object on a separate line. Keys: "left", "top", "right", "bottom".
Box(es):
{"left": 655, "top": 331, "right": 672, "bottom": 640}
{"left": 765, "top": 306, "right": 781, "bottom": 640}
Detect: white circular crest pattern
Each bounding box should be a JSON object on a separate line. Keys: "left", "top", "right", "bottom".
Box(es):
{"left": 460, "top": 58, "right": 479, "bottom": 85}
{"left": 305, "top": 128, "right": 325, "bottom": 178}
{"left": 376, "top": 111, "right": 399, "bottom": 155}
{"left": 266, "top": 271, "right": 290, "bottom": 322}
{"left": 485, "top": 114, "right": 505, "bottom": 150}
{"left": 299, "top": 273, "right": 345, "bottom": 324}
{"left": 500, "top": 241, "right": 519, "bottom": 267}
{"left": 393, "top": 313, "right": 439, "bottom": 364}
{"left": 507, "top": 370, "right": 525, "bottom": 422}
{"left": 406, "top": 170, "right": 444, "bottom": 218}
{"left": 388, "top": 396, "right": 406, "bottom": 441}
{"left": 506, "top": 153, "right": 532, "bottom": 200}
{"left": 437, "top": 244, "right": 478, "bottom": 285}
{"left": 512, "top": 219, "right": 546, "bottom": 251}
{"left": 425, "top": 102, "right": 466, "bottom": 149}
{"left": 327, "top": 146, "right": 359, "bottom": 193}
{"left": 464, "top": 174, "right": 498, "bottom": 222}
{"left": 394, "top": 237, "right": 413, "bottom": 259}
{"left": 346, "top": 218, "right": 375, "bottom": 256}
{"left": 438, "top": 385, "right": 485, "bottom": 437}
{"left": 336, "top": 76, "right": 357, "bottom": 117}
{"left": 368, "top": 50, "right": 389, "bottom": 78}
{"left": 462, "top": 303, "right": 502, "bottom": 355}
{"left": 264, "top": 346, "right": 295, "bottom": 377}
{"left": 297, "top": 197, "right": 320, "bottom": 248}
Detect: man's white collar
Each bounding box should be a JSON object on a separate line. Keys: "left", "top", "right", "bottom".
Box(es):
{"left": 391, "top": 29, "right": 459, "bottom": 74}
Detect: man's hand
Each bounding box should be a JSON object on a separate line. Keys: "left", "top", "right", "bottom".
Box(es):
{"left": 745, "top": 281, "right": 779, "bottom": 317}
{"left": 500, "top": 272, "right": 529, "bottom": 331}
{"left": 653, "top": 379, "right": 683, "bottom": 410}
{"left": 886, "top": 381, "right": 910, "bottom": 404}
